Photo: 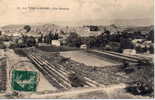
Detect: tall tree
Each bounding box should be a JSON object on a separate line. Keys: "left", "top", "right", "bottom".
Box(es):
{"left": 148, "top": 30, "right": 154, "bottom": 42}
{"left": 23, "top": 25, "right": 31, "bottom": 33}
{"left": 66, "top": 32, "right": 81, "bottom": 47}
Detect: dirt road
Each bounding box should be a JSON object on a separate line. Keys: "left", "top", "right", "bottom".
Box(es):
{"left": 26, "top": 83, "right": 150, "bottom": 99}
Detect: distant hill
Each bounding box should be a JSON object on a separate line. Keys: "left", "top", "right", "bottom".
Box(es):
{"left": 0, "top": 24, "right": 153, "bottom": 37}
{"left": 123, "top": 25, "right": 154, "bottom": 33}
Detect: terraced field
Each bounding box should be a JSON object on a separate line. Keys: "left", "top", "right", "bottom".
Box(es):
{"left": 9, "top": 47, "right": 153, "bottom": 98}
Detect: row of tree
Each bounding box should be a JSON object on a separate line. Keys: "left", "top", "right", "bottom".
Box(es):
{"left": 38, "top": 32, "right": 59, "bottom": 44}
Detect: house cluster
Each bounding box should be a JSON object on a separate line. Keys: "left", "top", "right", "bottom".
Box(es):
{"left": 132, "top": 39, "right": 152, "bottom": 48}
{"left": 122, "top": 39, "right": 153, "bottom": 55}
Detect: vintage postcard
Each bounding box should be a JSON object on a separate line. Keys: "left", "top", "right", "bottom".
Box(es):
{"left": 0, "top": 0, "right": 154, "bottom": 99}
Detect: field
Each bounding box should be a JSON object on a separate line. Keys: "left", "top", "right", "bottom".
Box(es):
{"left": 17, "top": 46, "right": 153, "bottom": 98}
{"left": 60, "top": 51, "right": 121, "bottom": 67}
{"left": 0, "top": 46, "right": 153, "bottom": 99}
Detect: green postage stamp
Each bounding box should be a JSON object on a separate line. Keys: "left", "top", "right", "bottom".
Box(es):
{"left": 11, "top": 70, "right": 38, "bottom": 92}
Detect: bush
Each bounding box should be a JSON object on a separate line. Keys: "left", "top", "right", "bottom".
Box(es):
{"left": 68, "top": 73, "right": 85, "bottom": 87}
{"left": 66, "top": 32, "right": 82, "bottom": 47}
{"left": 0, "top": 42, "right": 6, "bottom": 49}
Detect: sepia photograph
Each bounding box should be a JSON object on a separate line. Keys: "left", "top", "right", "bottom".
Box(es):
{"left": 0, "top": 0, "right": 154, "bottom": 99}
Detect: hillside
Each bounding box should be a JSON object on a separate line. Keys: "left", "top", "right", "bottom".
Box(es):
{"left": 0, "top": 24, "right": 153, "bottom": 37}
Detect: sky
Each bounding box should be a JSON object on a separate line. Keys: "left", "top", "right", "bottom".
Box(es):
{"left": 0, "top": 0, "right": 154, "bottom": 26}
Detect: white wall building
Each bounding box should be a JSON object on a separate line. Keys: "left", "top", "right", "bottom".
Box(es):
{"left": 51, "top": 40, "right": 61, "bottom": 47}
{"left": 123, "top": 49, "right": 136, "bottom": 55}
